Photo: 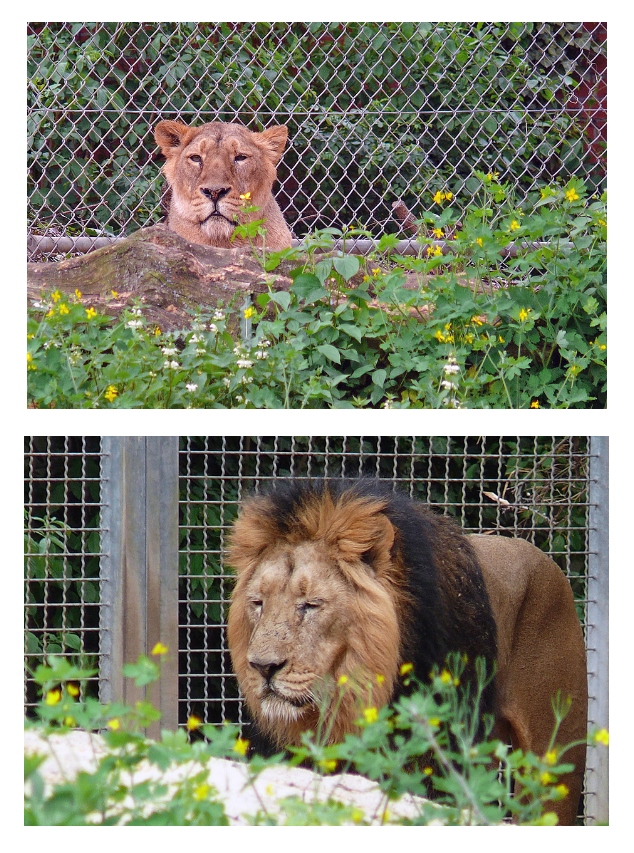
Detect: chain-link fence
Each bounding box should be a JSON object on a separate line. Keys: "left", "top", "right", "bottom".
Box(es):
{"left": 27, "top": 22, "right": 606, "bottom": 257}
{"left": 23, "top": 435, "right": 609, "bottom": 823}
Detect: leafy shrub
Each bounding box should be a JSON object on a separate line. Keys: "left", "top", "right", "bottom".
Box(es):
{"left": 24, "top": 651, "right": 608, "bottom": 825}
{"left": 27, "top": 178, "right": 606, "bottom": 409}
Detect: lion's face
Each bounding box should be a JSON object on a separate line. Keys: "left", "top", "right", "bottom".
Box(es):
{"left": 227, "top": 491, "right": 404, "bottom": 747}
{"left": 233, "top": 541, "right": 355, "bottom": 727}
{"left": 154, "top": 120, "right": 289, "bottom": 248}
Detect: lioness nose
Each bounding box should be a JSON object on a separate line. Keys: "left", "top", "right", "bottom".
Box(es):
{"left": 200, "top": 186, "right": 231, "bottom": 202}
{"left": 249, "top": 658, "right": 287, "bottom": 681}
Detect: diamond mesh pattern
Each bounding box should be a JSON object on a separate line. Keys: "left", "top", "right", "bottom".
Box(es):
{"left": 27, "top": 22, "right": 606, "bottom": 256}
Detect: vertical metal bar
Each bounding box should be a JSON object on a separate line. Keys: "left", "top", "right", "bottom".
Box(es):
{"left": 100, "top": 436, "right": 125, "bottom": 705}
{"left": 100, "top": 436, "right": 180, "bottom": 733}
{"left": 585, "top": 436, "right": 609, "bottom": 824}
{"left": 146, "top": 436, "right": 180, "bottom": 735}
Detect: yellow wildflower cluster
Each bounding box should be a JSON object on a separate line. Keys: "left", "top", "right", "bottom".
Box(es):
{"left": 363, "top": 707, "right": 378, "bottom": 724}
{"left": 432, "top": 190, "right": 453, "bottom": 205}
{"left": 233, "top": 737, "right": 249, "bottom": 756}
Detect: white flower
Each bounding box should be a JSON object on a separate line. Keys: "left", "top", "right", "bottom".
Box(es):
{"left": 162, "top": 346, "right": 178, "bottom": 356}
{"left": 223, "top": 377, "right": 231, "bottom": 387}
{"left": 255, "top": 349, "right": 268, "bottom": 359}
{"left": 126, "top": 320, "right": 143, "bottom": 329}
{"left": 241, "top": 374, "right": 253, "bottom": 384}
{"left": 441, "top": 380, "right": 458, "bottom": 390}
{"left": 164, "top": 360, "right": 180, "bottom": 370}
{"left": 189, "top": 334, "right": 201, "bottom": 344}
{"left": 213, "top": 310, "right": 225, "bottom": 320}
{"left": 443, "top": 362, "right": 460, "bottom": 375}
{"left": 208, "top": 324, "right": 218, "bottom": 333}
{"left": 237, "top": 359, "right": 253, "bottom": 369}
{"left": 195, "top": 348, "right": 206, "bottom": 356}
{"left": 186, "top": 383, "right": 198, "bottom": 392}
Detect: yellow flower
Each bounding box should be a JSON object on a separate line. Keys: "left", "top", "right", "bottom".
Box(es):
{"left": 485, "top": 171, "right": 500, "bottom": 182}
{"left": 439, "top": 670, "right": 452, "bottom": 685}
{"left": 363, "top": 707, "right": 378, "bottom": 724}
{"left": 470, "top": 315, "right": 484, "bottom": 326}
{"left": 428, "top": 717, "right": 440, "bottom": 727}
{"left": 85, "top": 307, "right": 97, "bottom": 320}
{"left": 239, "top": 191, "right": 251, "bottom": 201}
{"left": 445, "top": 191, "right": 453, "bottom": 201}
{"left": 509, "top": 220, "right": 521, "bottom": 232}
{"left": 243, "top": 306, "right": 256, "bottom": 319}
{"left": 432, "top": 227, "right": 443, "bottom": 239}
{"left": 594, "top": 728, "right": 609, "bottom": 746}
{"left": 63, "top": 716, "right": 76, "bottom": 727}
{"left": 318, "top": 759, "right": 337, "bottom": 772}
{"left": 376, "top": 674, "right": 385, "bottom": 685}
{"left": 193, "top": 783, "right": 210, "bottom": 801}
{"left": 553, "top": 784, "right": 569, "bottom": 800}
{"left": 544, "top": 750, "right": 558, "bottom": 765}
{"left": 475, "top": 237, "right": 483, "bottom": 247}
{"left": 530, "top": 400, "right": 540, "bottom": 409}
{"left": 107, "top": 718, "right": 120, "bottom": 730}
{"left": 74, "top": 289, "right": 82, "bottom": 300}
{"left": 372, "top": 267, "right": 381, "bottom": 276}
{"left": 152, "top": 641, "right": 168, "bottom": 655}
{"left": 104, "top": 385, "right": 118, "bottom": 403}
{"left": 154, "top": 326, "right": 161, "bottom": 336}
{"left": 540, "top": 771, "right": 555, "bottom": 785}
{"left": 45, "top": 689, "right": 61, "bottom": 705}
{"left": 337, "top": 675, "right": 349, "bottom": 686}
{"left": 399, "top": 662, "right": 414, "bottom": 676}
{"left": 565, "top": 188, "right": 580, "bottom": 202}
{"left": 423, "top": 766, "right": 434, "bottom": 776}
{"left": 111, "top": 290, "right": 119, "bottom": 298}
{"left": 518, "top": 308, "right": 530, "bottom": 323}
{"left": 351, "top": 808, "right": 365, "bottom": 824}
{"left": 186, "top": 715, "right": 202, "bottom": 731}
{"left": 432, "top": 190, "right": 444, "bottom": 205}
{"left": 233, "top": 738, "right": 249, "bottom": 756}
{"left": 59, "top": 303, "right": 70, "bottom": 315}
{"left": 51, "top": 290, "right": 62, "bottom": 302}
{"left": 67, "top": 683, "right": 80, "bottom": 697}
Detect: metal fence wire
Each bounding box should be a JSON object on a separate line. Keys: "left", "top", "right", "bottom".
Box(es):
{"left": 23, "top": 435, "right": 608, "bottom": 823}
{"left": 27, "top": 22, "right": 607, "bottom": 257}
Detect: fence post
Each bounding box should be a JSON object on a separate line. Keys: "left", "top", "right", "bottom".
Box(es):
{"left": 100, "top": 436, "right": 180, "bottom": 735}
{"left": 585, "top": 436, "right": 609, "bottom": 824}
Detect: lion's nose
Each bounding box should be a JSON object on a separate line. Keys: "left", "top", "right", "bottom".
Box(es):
{"left": 249, "top": 658, "right": 287, "bottom": 682}
{"left": 200, "top": 186, "right": 231, "bottom": 202}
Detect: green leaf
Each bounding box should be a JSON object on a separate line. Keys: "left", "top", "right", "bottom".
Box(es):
{"left": 269, "top": 291, "right": 291, "bottom": 311}
{"left": 316, "top": 344, "right": 341, "bottom": 364}
{"left": 333, "top": 255, "right": 360, "bottom": 282}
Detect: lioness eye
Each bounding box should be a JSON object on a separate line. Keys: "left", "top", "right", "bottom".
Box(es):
{"left": 234, "top": 153, "right": 247, "bottom": 163}
{"left": 189, "top": 154, "right": 202, "bottom": 165}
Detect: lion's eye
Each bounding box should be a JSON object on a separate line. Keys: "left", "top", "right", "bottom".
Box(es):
{"left": 299, "top": 600, "right": 322, "bottom": 614}
{"left": 189, "top": 154, "right": 202, "bottom": 165}
{"left": 234, "top": 153, "right": 247, "bottom": 163}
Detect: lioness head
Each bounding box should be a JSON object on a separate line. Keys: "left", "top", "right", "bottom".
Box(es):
{"left": 227, "top": 485, "right": 403, "bottom": 747}
{"left": 154, "top": 119, "right": 292, "bottom": 250}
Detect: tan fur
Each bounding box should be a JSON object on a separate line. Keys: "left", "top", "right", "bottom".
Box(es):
{"left": 227, "top": 498, "right": 587, "bottom": 826}
{"left": 154, "top": 119, "right": 292, "bottom": 250}
{"left": 470, "top": 535, "right": 587, "bottom": 826}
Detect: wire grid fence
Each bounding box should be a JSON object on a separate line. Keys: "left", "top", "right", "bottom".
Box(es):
{"left": 23, "top": 436, "right": 104, "bottom": 711}
{"left": 27, "top": 22, "right": 606, "bottom": 257}
{"left": 23, "top": 435, "right": 607, "bottom": 822}
{"left": 178, "top": 435, "right": 592, "bottom": 731}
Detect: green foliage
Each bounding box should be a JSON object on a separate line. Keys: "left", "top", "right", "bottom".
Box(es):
{"left": 25, "top": 652, "right": 608, "bottom": 825}
{"left": 27, "top": 23, "right": 605, "bottom": 237}
{"left": 27, "top": 179, "right": 606, "bottom": 409}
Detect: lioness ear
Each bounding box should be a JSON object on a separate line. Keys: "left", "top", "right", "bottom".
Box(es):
{"left": 155, "top": 120, "right": 192, "bottom": 154}
{"left": 256, "top": 125, "right": 289, "bottom": 164}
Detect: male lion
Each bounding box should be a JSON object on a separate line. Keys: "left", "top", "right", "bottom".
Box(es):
{"left": 227, "top": 478, "right": 588, "bottom": 826}
{"left": 154, "top": 119, "right": 293, "bottom": 250}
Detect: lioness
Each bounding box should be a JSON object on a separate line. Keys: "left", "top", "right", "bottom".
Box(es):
{"left": 154, "top": 119, "right": 293, "bottom": 250}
